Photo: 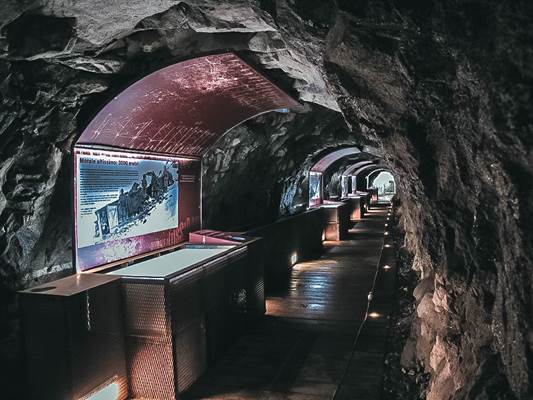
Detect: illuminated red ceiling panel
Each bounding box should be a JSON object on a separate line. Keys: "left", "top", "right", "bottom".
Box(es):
{"left": 343, "top": 160, "right": 377, "bottom": 176}
{"left": 353, "top": 164, "right": 387, "bottom": 176}
{"left": 310, "top": 147, "right": 360, "bottom": 173}
{"left": 76, "top": 53, "right": 303, "bottom": 157}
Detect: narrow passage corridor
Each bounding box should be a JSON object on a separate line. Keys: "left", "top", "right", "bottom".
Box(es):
{"left": 184, "top": 207, "right": 395, "bottom": 400}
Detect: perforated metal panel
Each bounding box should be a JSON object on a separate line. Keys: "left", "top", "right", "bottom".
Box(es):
{"left": 169, "top": 267, "right": 205, "bottom": 333}
{"left": 244, "top": 240, "right": 265, "bottom": 318}
{"left": 126, "top": 336, "right": 176, "bottom": 399}
{"left": 204, "top": 258, "right": 227, "bottom": 310}
{"left": 175, "top": 318, "right": 208, "bottom": 393}
{"left": 205, "top": 305, "right": 228, "bottom": 362}
{"left": 225, "top": 251, "right": 248, "bottom": 315}
{"left": 121, "top": 280, "right": 176, "bottom": 399}
{"left": 122, "top": 282, "right": 169, "bottom": 336}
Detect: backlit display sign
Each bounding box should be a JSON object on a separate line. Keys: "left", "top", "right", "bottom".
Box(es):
{"left": 73, "top": 147, "right": 200, "bottom": 271}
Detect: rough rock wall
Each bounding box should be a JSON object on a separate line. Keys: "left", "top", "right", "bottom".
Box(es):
{"left": 0, "top": 1, "right": 531, "bottom": 399}
{"left": 324, "top": 1, "right": 533, "bottom": 399}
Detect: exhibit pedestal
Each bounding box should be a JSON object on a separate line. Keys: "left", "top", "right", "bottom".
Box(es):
{"left": 354, "top": 191, "right": 370, "bottom": 215}
{"left": 19, "top": 274, "right": 128, "bottom": 400}
{"left": 106, "top": 244, "right": 246, "bottom": 399}
{"left": 345, "top": 195, "right": 363, "bottom": 221}
{"left": 322, "top": 201, "right": 351, "bottom": 241}
{"left": 189, "top": 231, "right": 265, "bottom": 322}
{"left": 368, "top": 188, "right": 379, "bottom": 206}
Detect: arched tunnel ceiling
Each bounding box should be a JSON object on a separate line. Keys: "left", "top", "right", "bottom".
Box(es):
{"left": 352, "top": 164, "right": 389, "bottom": 178}
{"left": 343, "top": 160, "right": 379, "bottom": 176}
{"left": 76, "top": 53, "right": 304, "bottom": 157}
{"left": 310, "top": 147, "right": 360, "bottom": 173}
{"left": 367, "top": 168, "right": 391, "bottom": 179}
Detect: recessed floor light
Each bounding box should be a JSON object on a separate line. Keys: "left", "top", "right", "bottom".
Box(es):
{"left": 368, "top": 312, "right": 381, "bottom": 319}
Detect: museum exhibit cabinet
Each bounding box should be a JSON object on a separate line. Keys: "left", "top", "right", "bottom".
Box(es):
{"left": 345, "top": 194, "right": 363, "bottom": 221}
{"left": 19, "top": 274, "right": 129, "bottom": 400}
{"left": 355, "top": 191, "right": 370, "bottom": 215}
{"left": 322, "top": 201, "right": 351, "bottom": 241}
{"left": 106, "top": 244, "right": 248, "bottom": 398}
{"left": 189, "top": 230, "right": 265, "bottom": 320}
{"left": 369, "top": 188, "right": 379, "bottom": 206}
{"left": 189, "top": 230, "right": 265, "bottom": 361}
{"left": 245, "top": 208, "right": 324, "bottom": 288}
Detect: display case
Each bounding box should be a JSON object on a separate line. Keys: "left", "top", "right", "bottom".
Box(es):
{"left": 104, "top": 244, "right": 245, "bottom": 398}
{"left": 189, "top": 231, "right": 264, "bottom": 317}
{"left": 346, "top": 194, "right": 363, "bottom": 221}
{"left": 368, "top": 188, "right": 379, "bottom": 206}
{"left": 355, "top": 191, "right": 370, "bottom": 214}
{"left": 189, "top": 230, "right": 265, "bottom": 360}
{"left": 19, "top": 274, "right": 128, "bottom": 400}
{"left": 322, "top": 201, "right": 351, "bottom": 241}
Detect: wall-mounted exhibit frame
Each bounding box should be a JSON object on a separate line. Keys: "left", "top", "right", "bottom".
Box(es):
{"left": 73, "top": 147, "right": 201, "bottom": 272}
{"left": 308, "top": 171, "right": 323, "bottom": 207}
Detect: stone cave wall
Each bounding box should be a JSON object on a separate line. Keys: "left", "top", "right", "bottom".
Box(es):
{"left": 0, "top": 1, "right": 532, "bottom": 399}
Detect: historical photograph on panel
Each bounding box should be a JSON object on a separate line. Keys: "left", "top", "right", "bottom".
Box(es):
{"left": 75, "top": 149, "right": 179, "bottom": 248}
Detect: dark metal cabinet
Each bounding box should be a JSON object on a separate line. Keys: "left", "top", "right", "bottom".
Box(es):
{"left": 323, "top": 202, "right": 350, "bottom": 241}
{"left": 112, "top": 244, "right": 256, "bottom": 399}
{"left": 19, "top": 274, "right": 128, "bottom": 400}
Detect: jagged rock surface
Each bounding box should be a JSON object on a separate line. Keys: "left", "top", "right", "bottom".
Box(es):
{"left": 0, "top": 1, "right": 531, "bottom": 399}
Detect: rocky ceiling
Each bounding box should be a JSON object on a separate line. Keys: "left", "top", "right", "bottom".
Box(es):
{"left": 0, "top": 1, "right": 532, "bottom": 399}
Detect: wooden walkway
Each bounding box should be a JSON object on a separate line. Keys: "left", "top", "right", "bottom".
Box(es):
{"left": 183, "top": 207, "right": 396, "bottom": 400}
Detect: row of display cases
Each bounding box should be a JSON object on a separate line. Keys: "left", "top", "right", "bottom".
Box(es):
{"left": 19, "top": 196, "right": 369, "bottom": 400}
{"left": 20, "top": 236, "right": 264, "bottom": 400}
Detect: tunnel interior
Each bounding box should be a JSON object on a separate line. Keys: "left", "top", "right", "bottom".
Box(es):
{"left": 0, "top": 1, "right": 532, "bottom": 400}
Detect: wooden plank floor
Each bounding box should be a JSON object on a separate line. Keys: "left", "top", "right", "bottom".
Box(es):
{"left": 183, "top": 207, "right": 396, "bottom": 400}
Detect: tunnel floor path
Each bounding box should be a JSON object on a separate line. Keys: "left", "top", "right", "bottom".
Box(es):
{"left": 183, "top": 207, "right": 394, "bottom": 400}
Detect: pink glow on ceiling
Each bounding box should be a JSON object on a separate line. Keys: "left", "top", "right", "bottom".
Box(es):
{"left": 76, "top": 53, "right": 303, "bottom": 157}
{"left": 311, "top": 147, "right": 360, "bottom": 173}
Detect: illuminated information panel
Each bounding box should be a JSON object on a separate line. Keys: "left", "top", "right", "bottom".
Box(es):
{"left": 74, "top": 147, "right": 200, "bottom": 271}
{"left": 309, "top": 171, "right": 322, "bottom": 207}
